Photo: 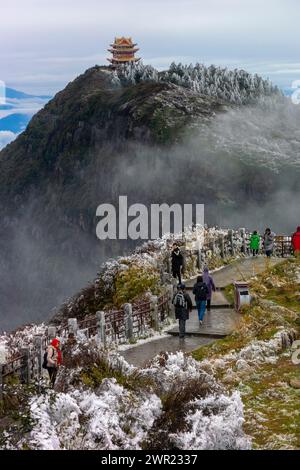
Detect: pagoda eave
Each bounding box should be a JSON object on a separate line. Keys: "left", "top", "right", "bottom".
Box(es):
{"left": 110, "top": 43, "right": 137, "bottom": 48}
{"left": 108, "top": 47, "right": 139, "bottom": 53}
{"left": 107, "top": 57, "right": 141, "bottom": 64}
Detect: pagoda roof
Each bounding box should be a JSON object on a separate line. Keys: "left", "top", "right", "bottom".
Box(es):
{"left": 112, "top": 36, "right": 135, "bottom": 46}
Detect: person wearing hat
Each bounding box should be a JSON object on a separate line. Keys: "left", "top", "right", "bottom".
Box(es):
{"left": 171, "top": 243, "right": 184, "bottom": 284}
{"left": 46, "top": 338, "right": 62, "bottom": 388}
{"left": 172, "top": 283, "right": 193, "bottom": 339}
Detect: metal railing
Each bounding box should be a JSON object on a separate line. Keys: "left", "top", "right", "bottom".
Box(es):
{"left": 0, "top": 228, "right": 293, "bottom": 395}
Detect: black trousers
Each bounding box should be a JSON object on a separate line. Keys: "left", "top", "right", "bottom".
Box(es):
{"left": 172, "top": 268, "right": 182, "bottom": 284}
{"left": 252, "top": 249, "right": 259, "bottom": 256}
{"left": 206, "top": 299, "right": 211, "bottom": 310}
{"left": 179, "top": 318, "right": 186, "bottom": 338}
{"left": 47, "top": 367, "right": 58, "bottom": 387}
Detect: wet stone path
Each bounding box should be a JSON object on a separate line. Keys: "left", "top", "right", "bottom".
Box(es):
{"left": 120, "top": 256, "right": 285, "bottom": 368}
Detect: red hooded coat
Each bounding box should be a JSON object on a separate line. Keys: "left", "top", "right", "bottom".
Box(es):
{"left": 50, "top": 338, "right": 62, "bottom": 365}
{"left": 292, "top": 226, "right": 300, "bottom": 252}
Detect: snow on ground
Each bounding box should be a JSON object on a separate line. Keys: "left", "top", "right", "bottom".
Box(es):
{"left": 173, "top": 392, "right": 250, "bottom": 450}
{"left": 199, "top": 327, "right": 297, "bottom": 378}
{"left": 29, "top": 382, "right": 161, "bottom": 450}
{"left": 25, "top": 351, "right": 251, "bottom": 450}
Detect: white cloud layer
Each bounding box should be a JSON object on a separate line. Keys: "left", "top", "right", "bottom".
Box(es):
{"left": 0, "top": 0, "right": 299, "bottom": 94}
{"left": 0, "top": 131, "right": 18, "bottom": 149}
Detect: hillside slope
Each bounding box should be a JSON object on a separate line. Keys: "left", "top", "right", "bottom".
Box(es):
{"left": 0, "top": 64, "right": 299, "bottom": 330}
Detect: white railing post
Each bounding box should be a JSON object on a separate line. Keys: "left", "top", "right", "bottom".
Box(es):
{"left": 240, "top": 228, "right": 247, "bottom": 255}
{"left": 0, "top": 365, "right": 3, "bottom": 400}
{"left": 96, "top": 311, "right": 106, "bottom": 347}
{"left": 47, "top": 326, "right": 57, "bottom": 340}
{"left": 211, "top": 239, "right": 216, "bottom": 255}
{"left": 150, "top": 295, "right": 159, "bottom": 331}
{"left": 219, "top": 234, "right": 225, "bottom": 258}
{"left": 21, "top": 348, "right": 31, "bottom": 385}
{"left": 228, "top": 229, "right": 234, "bottom": 255}
{"left": 68, "top": 318, "right": 78, "bottom": 336}
{"left": 33, "top": 335, "right": 43, "bottom": 393}
{"left": 33, "top": 335, "right": 43, "bottom": 377}
{"left": 124, "top": 303, "right": 133, "bottom": 341}
{"left": 167, "top": 284, "right": 175, "bottom": 320}
{"left": 167, "top": 253, "right": 171, "bottom": 275}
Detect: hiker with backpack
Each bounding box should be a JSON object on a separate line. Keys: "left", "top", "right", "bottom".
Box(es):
{"left": 171, "top": 243, "right": 184, "bottom": 285}
{"left": 43, "top": 338, "right": 62, "bottom": 388}
{"left": 172, "top": 283, "right": 193, "bottom": 339}
{"left": 193, "top": 276, "right": 209, "bottom": 326}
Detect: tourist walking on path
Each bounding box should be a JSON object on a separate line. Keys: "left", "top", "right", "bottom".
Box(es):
{"left": 202, "top": 266, "right": 216, "bottom": 311}
{"left": 292, "top": 226, "right": 300, "bottom": 256}
{"left": 46, "top": 338, "right": 62, "bottom": 388}
{"left": 250, "top": 230, "right": 260, "bottom": 257}
{"left": 263, "top": 228, "right": 275, "bottom": 258}
{"left": 193, "top": 276, "right": 209, "bottom": 326}
{"left": 171, "top": 243, "right": 184, "bottom": 284}
{"left": 172, "top": 283, "right": 192, "bottom": 339}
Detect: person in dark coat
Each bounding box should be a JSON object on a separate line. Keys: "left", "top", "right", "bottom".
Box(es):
{"left": 202, "top": 267, "right": 216, "bottom": 311}
{"left": 172, "top": 283, "right": 193, "bottom": 339}
{"left": 171, "top": 243, "right": 183, "bottom": 284}
{"left": 193, "top": 275, "right": 209, "bottom": 325}
{"left": 263, "top": 228, "right": 275, "bottom": 257}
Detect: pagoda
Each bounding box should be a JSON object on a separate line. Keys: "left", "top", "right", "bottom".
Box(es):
{"left": 107, "top": 37, "right": 140, "bottom": 66}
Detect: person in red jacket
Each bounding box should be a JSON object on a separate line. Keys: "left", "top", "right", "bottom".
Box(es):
{"left": 46, "top": 338, "right": 62, "bottom": 387}
{"left": 292, "top": 226, "right": 300, "bottom": 256}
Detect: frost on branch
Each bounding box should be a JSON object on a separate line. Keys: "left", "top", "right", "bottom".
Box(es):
{"left": 114, "top": 62, "right": 281, "bottom": 105}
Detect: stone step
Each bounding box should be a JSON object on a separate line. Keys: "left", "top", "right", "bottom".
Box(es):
{"left": 191, "top": 304, "right": 233, "bottom": 310}
{"left": 167, "top": 330, "right": 228, "bottom": 339}
{"left": 185, "top": 290, "right": 232, "bottom": 309}
{"left": 168, "top": 308, "right": 240, "bottom": 339}
{"left": 185, "top": 286, "right": 226, "bottom": 291}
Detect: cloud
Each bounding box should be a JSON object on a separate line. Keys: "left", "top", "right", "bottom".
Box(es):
{"left": 0, "top": 93, "right": 49, "bottom": 118}
{"left": 0, "top": 131, "right": 18, "bottom": 149}
{"left": 1, "top": 1, "right": 300, "bottom": 94}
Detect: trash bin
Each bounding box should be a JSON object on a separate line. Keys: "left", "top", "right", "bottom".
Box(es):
{"left": 234, "top": 282, "right": 251, "bottom": 312}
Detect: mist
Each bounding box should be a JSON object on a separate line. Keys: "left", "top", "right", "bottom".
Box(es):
{"left": 104, "top": 97, "right": 300, "bottom": 231}
{"left": 0, "top": 96, "right": 299, "bottom": 331}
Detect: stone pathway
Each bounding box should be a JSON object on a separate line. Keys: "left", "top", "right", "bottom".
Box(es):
{"left": 168, "top": 308, "right": 239, "bottom": 338}
{"left": 120, "top": 256, "right": 285, "bottom": 367}
{"left": 120, "top": 336, "right": 215, "bottom": 368}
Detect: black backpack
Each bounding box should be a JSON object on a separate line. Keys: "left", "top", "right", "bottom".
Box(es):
{"left": 42, "top": 351, "right": 48, "bottom": 369}
{"left": 42, "top": 346, "right": 54, "bottom": 369}
{"left": 194, "top": 283, "right": 208, "bottom": 300}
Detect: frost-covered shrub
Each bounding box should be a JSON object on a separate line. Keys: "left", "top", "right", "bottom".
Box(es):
{"left": 114, "top": 62, "right": 281, "bottom": 105}
{"left": 19, "top": 351, "right": 251, "bottom": 450}
{"left": 173, "top": 392, "right": 251, "bottom": 450}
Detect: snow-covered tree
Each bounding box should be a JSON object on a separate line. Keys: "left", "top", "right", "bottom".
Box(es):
{"left": 112, "top": 62, "right": 282, "bottom": 105}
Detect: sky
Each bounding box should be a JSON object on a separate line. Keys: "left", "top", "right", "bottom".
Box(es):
{"left": 0, "top": 0, "right": 299, "bottom": 95}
